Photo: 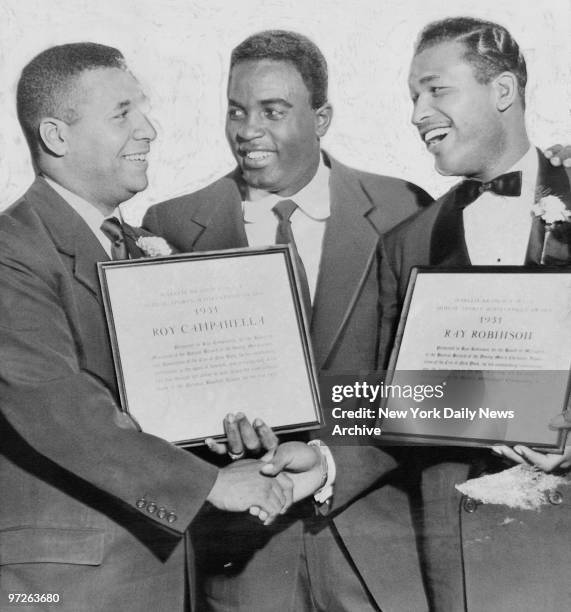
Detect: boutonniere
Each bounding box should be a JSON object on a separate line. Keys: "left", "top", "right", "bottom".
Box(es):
{"left": 135, "top": 235, "right": 176, "bottom": 257}
{"left": 532, "top": 188, "right": 571, "bottom": 264}
{"left": 121, "top": 222, "right": 178, "bottom": 258}
{"left": 532, "top": 193, "right": 571, "bottom": 227}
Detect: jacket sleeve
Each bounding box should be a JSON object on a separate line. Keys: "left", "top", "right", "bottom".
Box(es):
{"left": 325, "top": 444, "right": 402, "bottom": 513}
{"left": 0, "top": 232, "right": 218, "bottom": 534}
{"left": 378, "top": 237, "right": 402, "bottom": 371}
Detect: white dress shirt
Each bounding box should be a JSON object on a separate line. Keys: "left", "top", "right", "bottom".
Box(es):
{"left": 463, "top": 147, "right": 538, "bottom": 265}
{"left": 242, "top": 158, "right": 331, "bottom": 301}
{"left": 43, "top": 176, "right": 120, "bottom": 258}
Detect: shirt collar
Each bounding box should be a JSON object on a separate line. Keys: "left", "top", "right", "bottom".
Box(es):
{"left": 43, "top": 176, "right": 121, "bottom": 226}
{"left": 243, "top": 155, "right": 331, "bottom": 223}
{"left": 43, "top": 176, "right": 120, "bottom": 257}
{"left": 505, "top": 145, "right": 538, "bottom": 195}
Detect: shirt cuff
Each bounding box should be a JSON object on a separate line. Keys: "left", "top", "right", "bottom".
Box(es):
{"left": 308, "top": 440, "right": 336, "bottom": 504}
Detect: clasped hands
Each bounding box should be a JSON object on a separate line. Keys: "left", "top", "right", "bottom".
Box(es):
{"left": 205, "top": 413, "right": 325, "bottom": 525}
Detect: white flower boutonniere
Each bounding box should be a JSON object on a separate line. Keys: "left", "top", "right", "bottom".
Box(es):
{"left": 532, "top": 190, "right": 571, "bottom": 264}
{"left": 532, "top": 194, "right": 571, "bottom": 227}
{"left": 135, "top": 236, "right": 174, "bottom": 257}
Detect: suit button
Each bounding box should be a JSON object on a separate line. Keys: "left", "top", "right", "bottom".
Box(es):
{"left": 547, "top": 490, "right": 563, "bottom": 505}
{"left": 136, "top": 498, "right": 147, "bottom": 509}
{"left": 147, "top": 502, "right": 157, "bottom": 514}
{"left": 462, "top": 497, "right": 479, "bottom": 513}
{"left": 157, "top": 507, "right": 167, "bottom": 519}
{"left": 167, "top": 513, "right": 178, "bottom": 523}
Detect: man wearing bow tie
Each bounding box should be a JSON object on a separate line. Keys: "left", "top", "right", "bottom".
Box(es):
{"left": 378, "top": 17, "right": 571, "bottom": 611}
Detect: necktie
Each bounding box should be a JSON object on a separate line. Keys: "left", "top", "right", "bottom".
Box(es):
{"left": 457, "top": 170, "right": 522, "bottom": 209}
{"left": 101, "top": 217, "right": 128, "bottom": 260}
{"left": 272, "top": 199, "right": 312, "bottom": 318}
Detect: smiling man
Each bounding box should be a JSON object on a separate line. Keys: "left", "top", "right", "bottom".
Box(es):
{"left": 0, "top": 42, "right": 296, "bottom": 612}
{"left": 144, "top": 29, "right": 433, "bottom": 612}
{"left": 411, "top": 39, "right": 528, "bottom": 182}
{"left": 226, "top": 57, "right": 326, "bottom": 196}
{"left": 378, "top": 17, "right": 571, "bottom": 611}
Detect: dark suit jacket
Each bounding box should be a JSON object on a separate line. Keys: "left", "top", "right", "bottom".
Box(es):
{"left": 0, "top": 178, "right": 219, "bottom": 612}
{"left": 379, "top": 151, "right": 571, "bottom": 611}
{"left": 144, "top": 153, "right": 434, "bottom": 611}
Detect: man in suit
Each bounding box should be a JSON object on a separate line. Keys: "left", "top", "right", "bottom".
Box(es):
{"left": 144, "top": 30, "right": 433, "bottom": 612}
{"left": 0, "top": 42, "right": 300, "bottom": 612}
{"left": 378, "top": 17, "right": 571, "bottom": 611}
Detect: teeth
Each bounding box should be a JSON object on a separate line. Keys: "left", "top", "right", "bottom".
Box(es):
{"left": 424, "top": 128, "right": 450, "bottom": 144}
{"left": 246, "top": 151, "right": 271, "bottom": 160}
{"left": 124, "top": 153, "right": 147, "bottom": 162}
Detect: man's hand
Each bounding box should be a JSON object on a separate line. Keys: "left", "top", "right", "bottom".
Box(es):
{"left": 261, "top": 441, "right": 321, "bottom": 474}
{"left": 260, "top": 441, "right": 326, "bottom": 502}
{"left": 205, "top": 413, "right": 278, "bottom": 458}
{"left": 544, "top": 144, "right": 571, "bottom": 168}
{"left": 492, "top": 444, "right": 571, "bottom": 472}
{"left": 549, "top": 411, "right": 571, "bottom": 430}
{"left": 206, "top": 459, "right": 293, "bottom": 524}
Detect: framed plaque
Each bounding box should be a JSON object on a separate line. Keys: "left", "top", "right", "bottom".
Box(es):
{"left": 98, "top": 246, "right": 322, "bottom": 446}
{"left": 378, "top": 267, "right": 571, "bottom": 451}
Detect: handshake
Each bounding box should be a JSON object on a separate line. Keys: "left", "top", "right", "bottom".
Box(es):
{"left": 205, "top": 413, "right": 329, "bottom": 525}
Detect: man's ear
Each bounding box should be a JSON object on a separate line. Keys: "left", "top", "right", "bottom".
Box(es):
{"left": 314, "top": 102, "right": 333, "bottom": 138}
{"left": 494, "top": 72, "right": 518, "bottom": 112}
{"left": 38, "top": 118, "right": 69, "bottom": 156}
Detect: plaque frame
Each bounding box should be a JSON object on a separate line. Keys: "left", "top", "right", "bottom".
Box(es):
{"left": 379, "top": 266, "right": 571, "bottom": 451}
{"left": 98, "top": 245, "right": 322, "bottom": 446}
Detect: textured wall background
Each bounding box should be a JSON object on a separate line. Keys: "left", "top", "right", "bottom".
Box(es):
{"left": 1, "top": 0, "right": 569, "bottom": 221}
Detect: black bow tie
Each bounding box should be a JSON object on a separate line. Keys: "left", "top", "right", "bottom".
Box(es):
{"left": 457, "top": 171, "right": 522, "bottom": 208}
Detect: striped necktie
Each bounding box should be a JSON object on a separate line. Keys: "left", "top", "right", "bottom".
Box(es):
{"left": 101, "top": 217, "right": 128, "bottom": 260}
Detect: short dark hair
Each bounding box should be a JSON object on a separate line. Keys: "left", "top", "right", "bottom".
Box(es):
{"left": 17, "top": 42, "right": 126, "bottom": 154}
{"left": 414, "top": 17, "right": 527, "bottom": 102}
{"left": 230, "top": 30, "right": 328, "bottom": 109}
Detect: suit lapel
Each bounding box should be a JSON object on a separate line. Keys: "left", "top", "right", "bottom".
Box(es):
{"left": 429, "top": 185, "right": 471, "bottom": 266}
{"left": 525, "top": 150, "right": 550, "bottom": 265}
{"left": 311, "top": 158, "right": 378, "bottom": 368}
{"left": 25, "top": 178, "right": 118, "bottom": 391}
{"left": 536, "top": 148, "right": 571, "bottom": 202}
{"left": 429, "top": 149, "right": 571, "bottom": 267}
{"left": 192, "top": 171, "right": 248, "bottom": 250}
{"left": 524, "top": 215, "right": 545, "bottom": 265}
{"left": 122, "top": 222, "right": 145, "bottom": 258}
{"left": 28, "top": 178, "right": 107, "bottom": 297}
{"left": 529, "top": 149, "right": 571, "bottom": 265}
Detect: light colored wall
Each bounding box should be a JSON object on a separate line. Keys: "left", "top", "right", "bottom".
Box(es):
{"left": 2, "top": 0, "right": 570, "bottom": 222}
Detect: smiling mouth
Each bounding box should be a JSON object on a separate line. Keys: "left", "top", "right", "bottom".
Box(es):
{"left": 239, "top": 150, "right": 275, "bottom": 169}
{"left": 423, "top": 127, "right": 451, "bottom": 149}
{"left": 123, "top": 153, "right": 148, "bottom": 162}
{"left": 242, "top": 151, "right": 273, "bottom": 161}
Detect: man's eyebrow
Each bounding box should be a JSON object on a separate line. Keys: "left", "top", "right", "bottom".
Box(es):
{"left": 228, "top": 97, "right": 293, "bottom": 108}
{"left": 418, "top": 74, "right": 441, "bottom": 85}
{"left": 259, "top": 98, "right": 293, "bottom": 108}
{"left": 112, "top": 100, "right": 132, "bottom": 112}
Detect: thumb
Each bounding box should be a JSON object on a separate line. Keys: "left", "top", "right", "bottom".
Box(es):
{"left": 513, "top": 446, "right": 529, "bottom": 461}
{"left": 260, "top": 449, "right": 291, "bottom": 475}
{"left": 549, "top": 412, "right": 571, "bottom": 430}
{"left": 260, "top": 447, "right": 277, "bottom": 463}
{"left": 260, "top": 462, "right": 278, "bottom": 476}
